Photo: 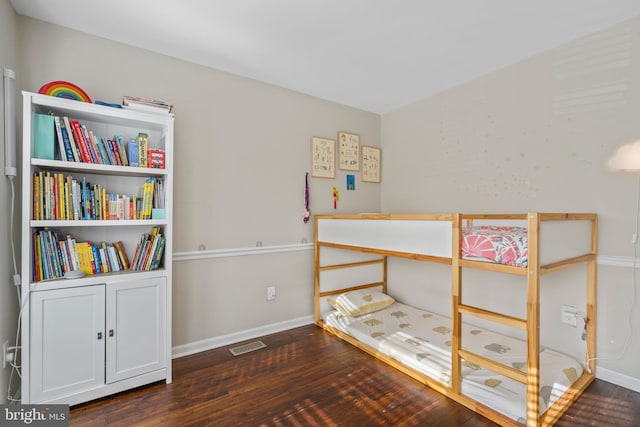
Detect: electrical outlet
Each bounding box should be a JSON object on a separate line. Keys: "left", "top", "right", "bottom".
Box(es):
{"left": 561, "top": 305, "right": 577, "bottom": 327}
{"left": 267, "top": 286, "right": 276, "bottom": 301}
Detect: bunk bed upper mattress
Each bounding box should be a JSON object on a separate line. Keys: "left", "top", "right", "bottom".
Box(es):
{"left": 461, "top": 226, "right": 528, "bottom": 267}
{"left": 324, "top": 301, "right": 583, "bottom": 423}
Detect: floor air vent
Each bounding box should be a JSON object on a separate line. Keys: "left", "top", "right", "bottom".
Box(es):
{"left": 229, "top": 340, "right": 267, "bottom": 356}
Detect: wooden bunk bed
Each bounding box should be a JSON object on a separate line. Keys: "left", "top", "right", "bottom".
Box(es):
{"left": 313, "top": 213, "right": 597, "bottom": 427}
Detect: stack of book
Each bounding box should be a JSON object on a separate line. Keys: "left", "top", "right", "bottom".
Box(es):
{"left": 122, "top": 96, "right": 173, "bottom": 114}
{"left": 32, "top": 229, "right": 131, "bottom": 281}
{"left": 53, "top": 115, "right": 130, "bottom": 165}
{"left": 48, "top": 116, "right": 165, "bottom": 169}
{"left": 32, "top": 171, "right": 160, "bottom": 221}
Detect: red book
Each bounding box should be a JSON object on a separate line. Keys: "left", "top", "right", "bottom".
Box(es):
{"left": 69, "top": 120, "right": 92, "bottom": 163}
{"left": 148, "top": 149, "right": 165, "bottom": 169}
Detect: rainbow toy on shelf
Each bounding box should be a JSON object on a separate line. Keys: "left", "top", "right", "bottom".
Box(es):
{"left": 38, "top": 81, "right": 92, "bottom": 103}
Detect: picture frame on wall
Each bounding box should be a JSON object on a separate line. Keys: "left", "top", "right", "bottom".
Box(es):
{"left": 362, "top": 145, "right": 381, "bottom": 183}
{"left": 311, "top": 136, "right": 336, "bottom": 178}
{"left": 338, "top": 131, "right": 360, "bottom": 171}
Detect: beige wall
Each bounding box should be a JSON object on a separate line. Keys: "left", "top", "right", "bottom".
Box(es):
{"left": 15, "top": 17, "right": 381, "bottom": 349}
{"left": 381, "top": 16, "right": 640, "bottom": 382}
{"left": 0, "top": 0, "right": 19, "bottom": 404}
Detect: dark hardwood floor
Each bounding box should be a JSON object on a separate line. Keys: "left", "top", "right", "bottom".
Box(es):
{"left": 71, "top": 325, "right": 640, "bottom": 426}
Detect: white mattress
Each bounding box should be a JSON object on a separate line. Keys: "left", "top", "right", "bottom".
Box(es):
{"left": 324, "top": 302, "right": 583, "bottom": 424}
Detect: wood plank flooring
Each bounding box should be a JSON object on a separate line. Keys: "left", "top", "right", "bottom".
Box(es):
{"left": 71, "top": 325, "right": 640, "bottom": 426}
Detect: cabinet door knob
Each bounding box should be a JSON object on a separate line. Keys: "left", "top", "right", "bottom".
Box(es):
{"left": 109, "top": 329, "right": 114, "bottom": 337}
{"left": 97, "top": 332, "right": 103, "bottom": 340}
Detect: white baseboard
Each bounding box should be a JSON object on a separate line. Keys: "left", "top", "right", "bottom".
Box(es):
{"left": 596, "top": 366, "right": 640, "bottom": 393}
{"left": 172, "top": 315, "right": 314, "bottom": 359}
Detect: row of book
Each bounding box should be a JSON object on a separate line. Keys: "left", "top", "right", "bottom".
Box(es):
{"left": 33, "top": 230, "right": 130, "bottom": 281}
{"left": 32, "top": 227, "right": 166, "bottom": 282}
{"left": 130, "top": 226, "right": 166, "bottom": 271}
{"left": 49, "top": 115, "right": 165, "bottom": 168}
{"left": 33, "top": 171, "right": 159, "bottom": 221}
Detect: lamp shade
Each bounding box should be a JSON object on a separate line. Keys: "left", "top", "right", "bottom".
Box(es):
{"left": 608, "top": 140, "right": 640, "bottom": 171}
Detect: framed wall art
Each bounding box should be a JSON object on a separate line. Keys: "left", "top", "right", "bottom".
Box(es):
{"left": 338, "top": 131, "right": 360, "bottom": 171}
{"left": 311, "top": 136, "right": 336, "bottom": 178}
{"left": 362, "top": 145, "right": 381, "bottom": 183}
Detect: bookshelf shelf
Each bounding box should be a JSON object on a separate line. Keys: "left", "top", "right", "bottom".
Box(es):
{"left": 31, "top": 158, "right": 169, "bottom": 176}
{"left": 30, "top": 219, "right": 168, "bottom": 227}
{"left": 29, "top": 269, "right": 168, "bottom": 292}
{"left": 20, "top": 92, "right": 174, "bottom": 405}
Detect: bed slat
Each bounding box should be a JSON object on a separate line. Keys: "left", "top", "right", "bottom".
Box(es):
{"left": 318, "top": 281, "right": 385, "bottom": 297}
{"left": 318, "top": 258, "right": 384, "bottom": 271}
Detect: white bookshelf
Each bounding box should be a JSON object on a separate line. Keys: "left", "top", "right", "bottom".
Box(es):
{"left": 20, "top": 92, "right": 173, "bottom": 405}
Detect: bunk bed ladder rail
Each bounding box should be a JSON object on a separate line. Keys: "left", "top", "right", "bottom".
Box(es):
{"left": 453, "top": 213, "right": 598, "bottom": 427}
{"left": 452, "top": 213, "right": 543, "bottom": 426}
{"left": 526, "top": 212, "right": 542, "bottom": 427}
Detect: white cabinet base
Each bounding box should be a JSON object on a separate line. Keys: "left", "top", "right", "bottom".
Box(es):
{"left": 37, "top": 369, "right": 168, "bottom": 406}
{"left": 28, "top": 277, "right": 168, "bottom": 404}
{"left": 106, "top": 278, "right": 167, "bottom": 384}
{"left": 30, "top": 286, "right": 106, "bottom": 403}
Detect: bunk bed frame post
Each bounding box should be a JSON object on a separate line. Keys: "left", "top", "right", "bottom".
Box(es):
{"left": 382, "top": 256, "right": 388, "bottom": 294}
{"left": 526, "top": 213, "right": 541, "bottom": 427}
{"left": 314, "top": 215, "right": 321, "bottom": 324}
{"left": 586, "top": 216, "right": 598, "bottom": 375}
{"left": 451, "top": 213, "right": 462, "bottom": 394}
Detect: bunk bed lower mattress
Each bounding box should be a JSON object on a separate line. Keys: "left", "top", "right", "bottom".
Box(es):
{"left": 324, "top": 302, "right": 583, "bottom": 424}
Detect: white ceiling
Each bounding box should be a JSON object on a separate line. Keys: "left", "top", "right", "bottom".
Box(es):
{"left": 10, "top": 0, "right": 640, "bottom": 114}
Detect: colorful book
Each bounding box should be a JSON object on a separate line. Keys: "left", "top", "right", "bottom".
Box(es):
{"left": 69, "top": 120, "right": 92, "bottom": 163}
{"left": 94, "top": 137, "right": 110, "bottom": 165}
{"left": 62, "top": 116, "right": 81, "bottom": 162}
{"left": 53, "top": 116, "right": 71, "bottom": 161}
{"left": 149, "top": 235, "right": 166, "bottom": 270}
{"left": 113, "top": 241, "right": 130, "bottom": 270}
{"left": 148, "top": 149, "right": 165, "bottom": 169}
{"left": 66, "top": 235, "right": 80, "bottom": 272}
{"left": 116, "top": 135, "right": 128, "bottom": 166}
{"left": 108, "top": 138, "right": 122, "bottom": 165}
{"left": 137, "top": 133, "right": 148, "bottom": 167}
{"left": 128, "top": 138, "right": 139, "bottom": 167}
{"left": 82, "top": 125, "right": 100, "bottom": 164}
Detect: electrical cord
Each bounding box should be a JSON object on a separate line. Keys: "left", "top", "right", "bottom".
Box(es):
{"left": 6, "top": 175, "right": 23, "bottom": 403}
{"left": 585, "top": 174, "right": 638, "bottom": 371}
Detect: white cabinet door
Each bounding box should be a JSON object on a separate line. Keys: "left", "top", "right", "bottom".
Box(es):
{"left": 30, "top": 286, "right": 105, "bottom": 403}
{"left": 106, "top": 277, "right": 166, "bottom": 383}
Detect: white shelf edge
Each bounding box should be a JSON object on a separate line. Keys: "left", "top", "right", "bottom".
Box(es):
{"left": 31, "top": 158, "right": 169, "bottom": 176}
{"left": 30, "top": 219, "right": 168, "bottom": 227}
{"left": 26, "top": 91, "right": 174, "bottom": 124}
{"left": 29, "top": 269, "right": 169, "bottom": 292}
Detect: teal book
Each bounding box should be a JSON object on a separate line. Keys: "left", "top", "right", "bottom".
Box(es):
{"left": 34, "top": 113, "right": 55, "bottom": 160}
